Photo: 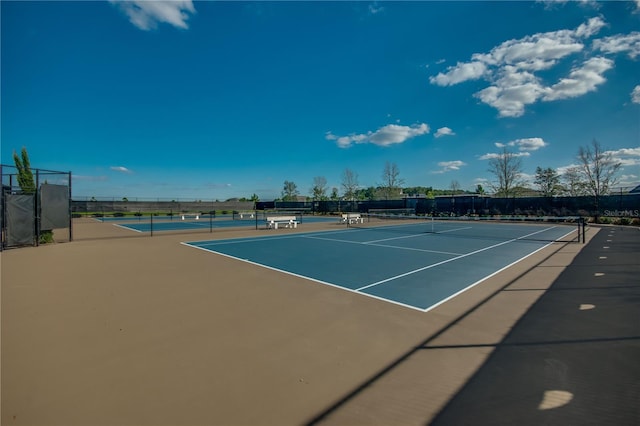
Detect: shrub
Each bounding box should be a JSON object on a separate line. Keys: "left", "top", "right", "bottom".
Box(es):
{"left": 40, "top": 230, "right": 54, "bottom": 244}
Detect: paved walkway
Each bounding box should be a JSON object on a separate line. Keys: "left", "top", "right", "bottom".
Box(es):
{"left": 431, "top": 225, "right": 640, "bottom": 425}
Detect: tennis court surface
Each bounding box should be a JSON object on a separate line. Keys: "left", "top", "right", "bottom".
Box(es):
{"left": 184, "top": 217, "right": 581, "bottom": 311}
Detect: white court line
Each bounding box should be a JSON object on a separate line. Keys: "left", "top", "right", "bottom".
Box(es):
{"left": 362, "top": 226, "right": 472, "bottom": 244}
{"left": 368, "top": 243, "right": 462, "bottom": 256}
{"left": 180, "top": 242, "right": 427, "bottom": 312}
{"left": 303, "top": 234, "right": 463, "bottom": 256}
{"left": 113, "top": 223, "right": 143, "bottom": 233}
{"left": 356, "top": 226, "right": 559, "bottom": 291}
{"left": 187, "top": 231, "right": 344, "bottom": 247}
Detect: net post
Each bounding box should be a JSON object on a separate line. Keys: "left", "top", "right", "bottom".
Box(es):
{"left": 68, "top": 170, "right": 73, "bottom": 242}
{"left": 150, "top": 213, "right": 153, "bottom": 237}
{"left": 209, "top": 211, "right": 213, "bottom": 233}
{"left": 581, "top": 217, "right": 586, "bottom": 243}
{"left": 35, "top": 169, "right": 40, "bottom": 247}
{"left": 578, "top": 217, "right": 583, "bottom": 243}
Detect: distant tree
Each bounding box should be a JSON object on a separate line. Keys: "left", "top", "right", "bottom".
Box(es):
{"left": 310, "top": 176, "right": 328, "bottom": 201}
{"left": 250, "top": 193, "right": 259, "bottom": 208}
{"left": 475, "top": 184, "right": 485, "bottom": 195}
{"left": 487, "top": 148, "right": 525, "bottom": 197}
{"left": 281, "top": 180, "right": 299, "bottom": 201}
{"left": 449, "top": 180, "right": 461, "bottom": 195}
{"left": 12, "top": 147, "right": 36, "bottom": 194}
{"left": 379, "top": 162, "right": 404, "bottom": 200}
{"left": 577, "top": 139, "right": 622, "bottom": 220}
{"left": 341, "top": 168, "right": 359, "bottom": 201}
{"left": 359, "top": 186, "right": 378, "bottom": 201}
{"left": 534, "top": 167, "right": 562, "bottom": 197}
{"left": 403, "top": 186, "right": 433, "bottom": 197}
{"left": 561, "top": 167, "right": 588, "bottom": 196}
{"left": 330, "top": 187, "right": 339, "bottom": 201}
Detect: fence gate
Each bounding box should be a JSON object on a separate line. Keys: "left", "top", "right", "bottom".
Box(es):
{"left": 3, "top": 192, "right": 36, "bottom": 247}
{"left": 1, "top": 165, "right": 72, "bottom": 250}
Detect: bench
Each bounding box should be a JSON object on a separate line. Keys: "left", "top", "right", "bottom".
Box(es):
{"left": 341, "top": 213, "right": 364, "bottom": 224}
{"left": 266, "top": 216, "right": 298, "bottom": 229}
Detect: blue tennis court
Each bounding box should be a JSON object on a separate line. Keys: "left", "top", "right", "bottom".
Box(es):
{"left": 183, "top": 219, "right": 579, "bottom": 311}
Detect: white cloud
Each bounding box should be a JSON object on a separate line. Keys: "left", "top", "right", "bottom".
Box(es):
{"left": 110, "top": 166, "right": 133, "bottom": 174}
{"left": 475, "top": 67, "right": 546, "bottom": 117}
{"left": 605, "top": 147, "right": 640, "bottom": 166}
{"left": 593, "top": 32, "right": 640, "bottom": 59}
{"left": 542, "top": 57, "right": 613, "bottom": 101}
{"left": 326, "top": 123, "right": 429, "bottom": 148}
{"left": 536, "top": 0, "right": 601, "bottom": 11}
{"left": 619, "top": 174, "right": 638, "bottom": 185}
{"left": 434, "top": 127, "right": 455, "bottom": 138}
{"left": 368, "top": 2, "right": 384, "bottom": 15}
{"left": 472, "top": 26, "right": 588, "bottom": 71}
{"left": 632, "top": 86, "right": 640, "bottom": 104}
{"left": 110, "top": 0, "right": 196, "bottom": 31}
{"left": 479, "top": 152, "right": 531, "bottom": 160}
{"left": 432, "top": 160, "right": 467, "bottom": 174}
{"left": 429, "top": 61, "right": 487, "bottom": 86}
{"left": 495, "top": 137, "right": 548, "bottom": 151}
{"left": 206, "top": 183, "right": 232, "bottom": 189}
{"left": 429, "top": 17, "right": 624, "bottom": 117}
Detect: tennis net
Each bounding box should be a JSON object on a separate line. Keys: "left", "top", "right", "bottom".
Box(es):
{"left": 347, "top": 214, "right": 586, "bottom": 243}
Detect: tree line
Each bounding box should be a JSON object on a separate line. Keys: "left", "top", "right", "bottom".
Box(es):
{"left": 279, "top": 140, "right": 623, "bottom": 211}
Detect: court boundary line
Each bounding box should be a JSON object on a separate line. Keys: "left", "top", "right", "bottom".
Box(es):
{"left": 302, "top": 234, "right": 464, "bottom": 256}
{"left": 113, "top": 223, "right": 143, "bottom": 233}
{"left": 355, "top": 225, "right": 561, "bottom": 291}
{"left": 181, "top": 241, "right": 427, "bottom": 312}
{"left": 409, "top": 239, "right": 557, "bottom": 314}
{"left": 361, "top": 226, "right": 472, "bottom": 244}
{"left": 181, "top": 225, "right": 577, "bottom": 312}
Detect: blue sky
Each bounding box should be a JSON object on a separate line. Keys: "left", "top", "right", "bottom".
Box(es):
{"left": 2, "top": 1, "right": 639, "bottom": 201}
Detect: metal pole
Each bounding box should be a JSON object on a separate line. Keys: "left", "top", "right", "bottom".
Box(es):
{"left": 35, "top": 169, "right": 40, "bottom": 246}
{"left": 68, "top": 171, "right": 73, "bottom": 242}
{"left": 150, "top": 213, "right": 153, "bottom": 237}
